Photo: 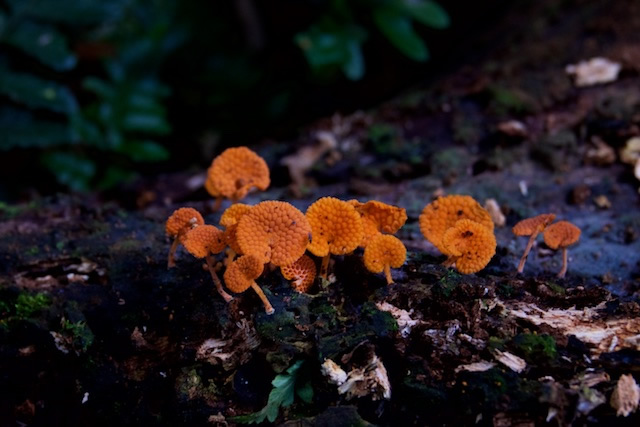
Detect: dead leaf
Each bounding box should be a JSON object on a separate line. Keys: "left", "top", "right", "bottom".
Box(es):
{"left": 610, "top": 374, "right": 640, "bottom": 417}
{"left": 492, "top": 349, "right": 526, "bottom": 373}
{"left": 376, "top": 302, "right": 422, "bottom": 338}
{"left": 565, "top": 57, "right": 621, "bottom": 87}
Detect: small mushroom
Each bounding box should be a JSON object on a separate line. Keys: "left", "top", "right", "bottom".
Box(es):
{"left": 204, "top": 147, "right": 270, "bottom": 210}
{"left": 349, "top": 200, "right": 407, "bottom": 247}
{"left": 543, "top": 220, "right": 581, "bottom": 278}
{"left": 441, "top": 219, "right": 497, "bottom": 274}
{"left": 363, "top": 234, "right": 407, "bottom": 284}
{"left": 512, "top": 213, "right": 556, "bottom": 273}
{"left": 219, "top": 203, "right": 253, "bottom": 265}
{"left": 236, "top": 200, "right": 311, "bottom": 267}
{"left": 165, "top": 207, "right": 204, "bottom": 269}
{"left": 280, "top": 255, "right": 317, "bottom": 293}
{"left": 306, "top": 197, "right": 364, "bottom": 279}
{"left": 419, "top": 195, "right": 494, "bottom": 257}
{"left": 224, "top": 255, "right": 274, "bottom": 314}
{"left": 182, "top": 224, "right": 233, "bottom": 302}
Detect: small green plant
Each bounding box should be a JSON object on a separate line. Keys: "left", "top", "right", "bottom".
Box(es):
{"left": 296, "top": 0, "right": 449, "bottom": 80}
{"left": 232, "top": 360, "right": 313, "bottom": 424}
{"left": 59, "top": 318, "right": 95, "bottom": 353}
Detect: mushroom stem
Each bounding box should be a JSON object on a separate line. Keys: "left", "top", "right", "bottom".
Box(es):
{"left": 319, "top": 255, "right": 330, "bottom": 279}
{"left": 250, "top": 282, "right": 275, "bottom": 315}
{"left": 442, "top": 255, "right": 457, "bottom": 268}
{"left": 224, "top": 248, "right": 237, "bottom": 267}
{"left": 205, "top": 255, "right": 233, "bottom": 302}
{"left": 384, "top": 264, "right": 393, "bottom": 285}
{"left": 167, "top": 237, "right": 180, "bottom": 269}
{"left": 557, "top": 247, "right": 568, "bottom": 278}
{"left": 517, "top": 231, "right": 539, "bottom": 273}
{"left": 212, "top": 197, "right": 222, "bottom": 212}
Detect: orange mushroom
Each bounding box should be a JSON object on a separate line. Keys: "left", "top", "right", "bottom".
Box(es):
{"left": 182, "top": 224, "right": 233, "bottom": 302}
{"left": 235, "top": 200, "right": 311, "bottom": 267}
{"left": 419, "top": 195, "right": 494, "bottom": 257}
{"left": 543, "top": 220, "right": 581, "bottom": 278}
{"left": 512, "top": 213, "right": 556, "bottom": 273}
{"left": 165, "top": 207, "right": 204, "bottom": 269}
{"left": 363, "top": 234, "right": 407, "bottom": 284}
{"left": 224, "top": 254, "right": 274, "bottom": 314}
{"left": 441, "top": 219, "right": 496, "bottom": 274}
{"left": 204, "top": 147, "right": 270, "bottom": 210}
{"left": 306, "top": 197, "right": 364, "bottom": 278}
{"left": 219, "top": 203, "right": 253, "bottom": 265}
{"left": 280, "top": 255, "right": 317, "bottom": 293}
{"left": 349, "top": 200, "right": 407, "bottom": 247}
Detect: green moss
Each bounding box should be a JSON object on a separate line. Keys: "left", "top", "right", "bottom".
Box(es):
{"left": 489, "top": 85, "right": 537, "bottom": 115}
{"left": 546, "top": 282, "right": 565, "bottom": 295}
{"left": 14, "top": 292, "right": 51, "bottom": 318}
{"left": 26, "top": 246, "right": 40, "bottom": 256}
{"left": 436, "top": 270, "right": 462, "bottom": 297}
{"left": 60, "top": 318, "right": 94, "bottom": 352}
{"left": 512, "top": 333, "right": 557, "bottom": 363}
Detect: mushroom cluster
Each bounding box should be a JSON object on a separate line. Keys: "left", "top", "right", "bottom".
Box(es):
{"left": 419, "top": 195, "right": 497, "bottom": 274}
{"left": 512, "top": 215, "right": 581, "bottom": 278}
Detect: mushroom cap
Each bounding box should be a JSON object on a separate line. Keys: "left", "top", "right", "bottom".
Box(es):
{"left": 306, "top": 197, "right": 364, "bottom": 257}
{"left": 363, "top": 234, "right": 407, "bottom": 274}
{"left": 280, "top": 255, "right": 317, "bottom": 293}
{"left": 236, "top": 200, "right": 311, "bottom": 266}
{"left": 419, "top": 195, "right": 494, "bottom": 255}
{"left": 220, "top": 204, "right": 253, "bottom": 254}
{"left": 205, "top": 147, "right": 270, "bottom": 200}
{"left": 224, "top": 254, "right": 264, "bottom": 293}
{"left": 182, "top": 224, "right": 227, "bottom": 258}
{"left": 166, "top": 207, "right": 204, "bottom": 240}
{"left": 512, "top": 213, "right": 556, "bottom": 236}
{"left": 442, "top": 219, "right": 496, "bottom": 274}
{"left": 543, "top": 220, "right": 581, "bottom": 249}
{"left": 350, "top": 200, "right": 407, "bottom": 247}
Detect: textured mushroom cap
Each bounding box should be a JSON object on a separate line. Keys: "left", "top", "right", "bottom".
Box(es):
{"left": 442, "top": 219, "right": 496, "bottom": 274}
{"left": 182, "top": 225, "right": 226, "bottom": 258}
{"left": 363, "top": 234, "right": 407, "bottom": 274}
{"left": 205, "top": 147, "right": 270, "bottom": 200}
{"left": 419, "top": 195, "right": 494, "bottom": 254}
{"left": 306, "top": 197, "right": 364, "bottom": 257}
{"left": 543, "top": 221, "right": 581, "bottom": 249}
{"left": 280, "top": 255, "right": 317, "bottom": 293}
{"left": 166, "top": 207, "right": 204, "bottom": 240}
{"left": 224, "top": 255, "right": 264, "bottom": 293}
{"left": 350, "top": 200, "right": 407, "bottom": 247}
{"left": 512, "top": 213, "right": 556, "bottom": 236}
{"left": 236, "top": 201, "right": 311, "bottom": 266}
{"left": 220, "top": 204, "right": 253, "bottom": 254}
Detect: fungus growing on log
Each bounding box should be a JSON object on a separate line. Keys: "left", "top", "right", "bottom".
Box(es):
{"left": 441, "top": 219, "right": 496, "bottom": 274}
{"left": 219, "top": 203, "right": 253, "bottom": 265}
{"left": 204, "top": 147, "right": 270, "bottom": 210}
{"left": 182, "top": 224, "right": 233, "bottom": 302}
{"left": 363, "top": 234, "right": 407, "bottom": 284}
{"left": 165, "top": 207, "right": 204, "bottom": 268}
{"left": 306, "top": 197, "right": 364, "bottom": 278}
{"left": 543, "top": 220, "right": 581, "bottom": 278}
{"left": 236, "top": 201, "right": 311, "bottom": 267}
{"left": 419, "top": 195, "right": 494, "bottom": 255}
{"left": 349, "top": 200, "right": 407, "bottom": 247}
{"left": 224, "top": 255, "right": 274, "bottom": 314}
{"left": 280, "top": 255, "right": 317, "bottom": 293}
{"left": 512, "top": 213, "right": 556, "bottom": 273}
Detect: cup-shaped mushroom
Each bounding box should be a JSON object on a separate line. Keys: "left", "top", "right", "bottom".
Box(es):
{"left": 205, "top": 147, "right": 270, "bottom": 203}
{"left": 220, "top": 203, "right": 253, "bottom": 258}
{"left": 349, "top": 200, "right": 407, "bottom": 247}
{"left": 165, "top": 207, "right": 205, "bottom": 268}
{"left": 512, "top": 213, "right": 556, "bottom": 273}
{"left": 224, "top": 255, "right": 274, "bottom": 314}
{"left": 363, "top": 234, "right": 407, "bottom": 284}
{"left": 236, "top": 201, "right": 311, "bottom": 267}
{"left": 543, "top": 220, "right": 581, "bottom": 278}
{"left": 441, "top": 219, "right": 496, "bottom": 274}
{"left": 420, "top": 195, "right": 494, "bottom": 256}
{"left": 281, "top": 255, "right": 317, "bottom": 293}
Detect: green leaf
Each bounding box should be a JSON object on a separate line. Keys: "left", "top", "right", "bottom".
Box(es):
{"left": 97, "top": 166, "right": 136, "bottom": 190}
{"left": 0, "top": 69, "right": 78, "bottom": 114}
{"left": 0, "top": 108, "right": 72, "bottom": 150}
{"left": 41, "top": 151, "right": 95, "bottom": 191}
{"left": 116, "top": 140, "right": 169, "bottom": 162}
{"left": 401, "top": 0, "right": 450, "bottom": 29}
{"left": 373, "top": 7, "right": 429, "bottom": 62}
{"left": 342, "top": 40, "right": 365, "bottom": 81}
{"left": 122, "top": 112, "right": 170, "bottom": 135}
{"left": 6, "top": 0, "right": 122, "bottom": 26}
{"left": 3, "top": 21, "right": 77, "bottom": 71}
{"left": 296, "top": 381, "right": 314, "bottom": 404}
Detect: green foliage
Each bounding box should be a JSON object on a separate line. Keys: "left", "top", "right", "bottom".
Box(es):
{"left": 0, "top": 0, "right": 179, "bottom": 190}
{"left": 512, "top": 333, "right": 557, "bottom": 364}
{"left": 15, "top": 292, "right": 51, "bottom": 318}
{"left": 296, "top": 0, "right": 449, "bottom": 80}
{"left": 232, "top": 360, "right": 313, "bottom": 424}
{"left": 60, "top": 318, "right": 95, "bottom": 352}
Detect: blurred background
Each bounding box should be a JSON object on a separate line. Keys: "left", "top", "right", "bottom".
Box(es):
{"left": 4, "top": 0, "right": 590, "bottom": 202}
